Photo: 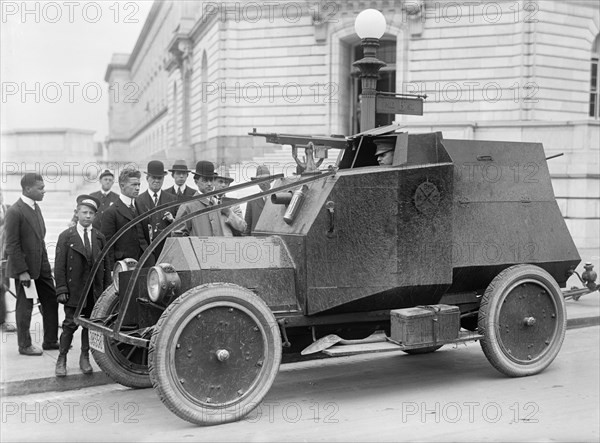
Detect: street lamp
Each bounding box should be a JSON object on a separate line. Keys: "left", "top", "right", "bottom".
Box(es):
{"left": 353, "top": 9, "right": 387, "bottom": 132}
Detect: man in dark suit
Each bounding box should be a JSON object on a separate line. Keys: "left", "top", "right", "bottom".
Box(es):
{"left": 100, "top": 168, "right": 154, "bottom": 268}
{"left": 136, "top": 161, "right": 177, "bottom": 260}
{"left": 214, "top": 165, "right": 246, "bottom": 236}
{"left": 89, "top": 169, "right": 120, "bottom": 229}
{"left": 164, "top": 160, "right": 195, "bottom": 201}
{"left": 244, "top": 165, "right": 275, "bottom": 235}
{"left": 4, "top": 173, "right": 59, "bottom": 355}
{"left": 54, "top": 195, "right": 112, "bottom": 377}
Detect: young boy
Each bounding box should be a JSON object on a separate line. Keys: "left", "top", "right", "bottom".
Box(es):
{"left": 54, "top": 195, "right": 111, "bottom": 377}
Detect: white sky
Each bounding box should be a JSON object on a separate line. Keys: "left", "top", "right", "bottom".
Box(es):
{"left": 1, "top": 0, "right": 154, "bottom": 142}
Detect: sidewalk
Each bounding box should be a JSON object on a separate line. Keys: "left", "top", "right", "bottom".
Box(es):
{"left": 1, "top": 249, "right": 599, "bottom": 398}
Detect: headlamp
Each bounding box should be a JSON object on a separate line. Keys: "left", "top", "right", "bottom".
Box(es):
{"left": 147, "top": 263, "right": 181, "bottom": 303}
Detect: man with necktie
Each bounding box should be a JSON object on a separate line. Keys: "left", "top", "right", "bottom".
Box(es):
{"left": 100, "top": 168, "right": 155, "bottom": 268}
{"left": 89, "top": 169, "right": 120, "bottom": 229}
{"left": 164, "top": 160, "right": 196, "bottom": 202}
{"left": 136, "top": 161, "right": 177, "bottom": 260}
{"left": 244, "top": 165, "right": 275, "bottom": 236}
{"left": 54, "top": 195, "right": 111, "bottom": 376}
{"left": 4, "top": 173, "right": 59, "bottom": 355}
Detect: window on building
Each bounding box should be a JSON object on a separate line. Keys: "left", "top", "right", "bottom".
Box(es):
{"left": 351, "top": 40, "right": 396, "bottom": 133}
{"left": 590, "top": 34, "right": 600, "bottom": 118}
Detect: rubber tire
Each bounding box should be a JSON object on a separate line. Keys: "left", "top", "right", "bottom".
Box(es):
{"left": 478, "top": 264, "right": 566, "bottom": 377}
{"left": 90, "top": 285, "right": 152, "bottom": 388}
{"left": 149, "top": 283, "right": 282, "bottom": 425}
{"left": 402, "top": 345, "right": 443, "bottom": 355}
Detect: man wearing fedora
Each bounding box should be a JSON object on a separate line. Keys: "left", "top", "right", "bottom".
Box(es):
{"left": 136, "top": 161, "right": 177, "bottom": 260}
{"left": 176, "top": 161, "right": 241, "bottom": 237}
{"left": 90, "top": 169, "right": 120, "bottom": 229}
{"left": 244, "top": 165, "right": 275, "bottom": 235}
{"left": 164, "top": 160, "right": 195, "bottom": 202}
{"left": 101, "top": 168, "right": 154, "bottom": 267}
{"left": 214, "top": 165, "right": 246, "bottom": 236}
{"left": 54, "top": 195, "right": 111, "bottom": 377}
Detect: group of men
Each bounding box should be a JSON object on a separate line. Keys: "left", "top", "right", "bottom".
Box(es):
{"left": 2, "top": 160, "right": 274, "bottom": 378}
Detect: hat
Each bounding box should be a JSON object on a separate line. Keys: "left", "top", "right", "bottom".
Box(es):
{"left": 168, "top": 160, "right": 189, "bottom": 173}
{"left": 250, "top": 164, "right": 274, "bottom": 181}
{"left": 145, "top": 160, "right": 168, "bottom": 176}
{"left": 214, "top": 165, "right": 234, "bottom": 183}
{"left": 99, "top": 169, "right": 114, "bottom": 179}
{"left": 192, "top": 161, "right": 216, "bottom": 178}
{"left": 374, "top": 138, "right": 395, "bottom": 156}
{"left": 76, "top": 194, "right": 100, "bottom": 212}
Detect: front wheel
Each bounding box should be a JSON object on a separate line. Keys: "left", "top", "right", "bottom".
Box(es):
{"left": 478, "top": 264, "right": 566, "bottom": 377}
{"left": 149, "top": 283, "right": 282, "bottom": 425}
{"left": 90, "top": 285, "right": 151, "bottom": 388}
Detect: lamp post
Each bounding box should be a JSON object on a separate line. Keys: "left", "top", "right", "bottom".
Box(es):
{"left": 353, "top": 9, "right": 387, "bottom": 132}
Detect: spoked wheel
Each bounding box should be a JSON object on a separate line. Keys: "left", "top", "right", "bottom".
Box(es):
{"left": 403, "top": 345, "right": 443, "bottom": 355}
{"left": 478, "top": 265, "right": 567, "bottom": 377}
{"left": 90, "top": 285, "right": 151, "bottom": 388}
{"left": 149, "top": 283, "right": 282, "bottom": 425}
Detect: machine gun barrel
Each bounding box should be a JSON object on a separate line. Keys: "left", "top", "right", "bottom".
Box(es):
{"left": 249, "top": 128, "right": 350, "bottom": 150}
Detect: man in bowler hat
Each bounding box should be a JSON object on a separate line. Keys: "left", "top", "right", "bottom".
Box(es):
{"left": 54, "top": 195, "right": 111, "bottom": 376}
{"left": 136, "top": 161, "right": 177, "bottom": 260}
{"left": 176, "top": 161, "right": 244, "bottom": 237}
{"left": 164, "top": 160, "right": 195, "bottom": 201}
{"left": 214, "top": 165, "right": 246, "bottom": 236}
{"left": 244, "top": 165, "right": 275, "bottom": 235}
{"left": 4, "top": 173, "right": 59, "bottom": 355}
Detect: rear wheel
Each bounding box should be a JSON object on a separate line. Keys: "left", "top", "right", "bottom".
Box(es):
{"left": 478, "top": 265, "right": 566, "bottom": 377}
{"left": 90, "top": 285, "right": 151, "bottom": 388}
{"left": 149, "top": 283, "right": 282, "bottom": 425}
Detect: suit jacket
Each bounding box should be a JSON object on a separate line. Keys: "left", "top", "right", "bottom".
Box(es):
{"left": 100, "top": 198, "right": 150, "bottom": 266}
{"left": 89, "top": 190, "right": 120, "bottom": 230}
{"left": 165, "top": 185, "right": 196, "bottom": 202}
{"left": 244, "top": 197, "right": 266, "bottom": 235}
{"left": 54, "top": 226, "right": 111, "bottom": 308}
{"left": 175, "top": 194, "right": 245, "bottom": 237}
{"left": 136, "top": 190, "right": 178, "bottom": 259}
{"left": 4, "top": 198, "right": 51, "bottom": 279}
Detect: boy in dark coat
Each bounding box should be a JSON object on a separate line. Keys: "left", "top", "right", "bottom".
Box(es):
{"left": 54, "top": 195, "right": 111, "bottom": 377}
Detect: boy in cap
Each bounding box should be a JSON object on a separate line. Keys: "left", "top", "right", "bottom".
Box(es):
{"left": 136, "top": 161, "right": 177, "bottom": 260}
{"left": 89, "top": 169, "right": 120, "bottom": 229}
{"left": 164, "top": 160, "right": 195, "bottom": 201}
{"left": 244, "top": 165, "right": 275, "bottom": 235}
{"left": 54, "top": 195, "right": 111, "bottom": 377}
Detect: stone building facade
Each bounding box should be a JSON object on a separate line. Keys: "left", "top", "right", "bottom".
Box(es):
{"left": 104, "top": 0, "right": 599, "bottom": 247}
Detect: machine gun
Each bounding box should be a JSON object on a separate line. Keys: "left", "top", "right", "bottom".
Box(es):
{"left": 249, "top": 128, "right": 351, "bottom": 174}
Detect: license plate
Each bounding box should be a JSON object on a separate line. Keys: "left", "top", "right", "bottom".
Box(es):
{"left": 89, "top": 329, "right": 105, "bottom": 353}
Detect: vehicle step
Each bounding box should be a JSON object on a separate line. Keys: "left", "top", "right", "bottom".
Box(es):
{"left": 323, "top": 341, "right": 402, "bottom": 356}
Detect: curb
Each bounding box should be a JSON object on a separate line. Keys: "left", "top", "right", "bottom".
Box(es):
{"left": 1, "top": 371, "right": 113, "bottom": 397}
{"left": 2, "top": 316, "right": 599, "bottom": 397}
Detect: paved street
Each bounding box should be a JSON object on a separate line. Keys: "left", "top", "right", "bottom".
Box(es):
{"left": 2, "top": 326, "right": 598, "bottom": 442}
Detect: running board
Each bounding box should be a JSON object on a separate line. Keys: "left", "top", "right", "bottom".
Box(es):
{"left": 322, "top": 331, "right": 483, "bottom": 357}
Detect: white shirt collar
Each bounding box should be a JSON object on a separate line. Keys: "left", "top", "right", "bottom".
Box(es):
{"left": 177, "top": 185, "right": 186, "bottom": 193}
{"left": 149, "top": 189, "right": 162, "bottom": 200}
{"left": 119, "top": 195, "right": 135, "bottom": 207}
{"left": 21, "top": 195, "right": 36, "bottom": 209}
